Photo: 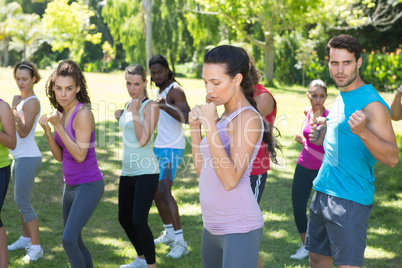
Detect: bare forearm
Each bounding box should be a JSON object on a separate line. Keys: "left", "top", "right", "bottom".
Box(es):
{"left": 390, "top": 94, "right": 402, "bottom": 121}
{"left": 204, "top": 127, "right": 241, "bottom": 190}
{"left": 190, "top": 126, "right": 203, "bottom": 176}
{"left": 54, "top": 126, "right": 88, "bottom": 163}
{"left": 15, "top": 117, "right": 30, "bottom": 138}
{"left": 0, "top": 132, "right": 16, "bottom": 150}
{"left": 160, "top": 106, "right": 189, "bottom": 123}
{"left": 359, "top": 130, "right": 399, "bottom": 167}
{"left": 132, "top": 114, "right": 148, "bottom": 147}
{"left": 44, "top": 131, "right": 63, "bottom": 162}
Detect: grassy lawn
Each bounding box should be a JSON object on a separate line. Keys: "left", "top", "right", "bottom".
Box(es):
{"left": 0, "top": 67, "right": 401, "bottom": 267}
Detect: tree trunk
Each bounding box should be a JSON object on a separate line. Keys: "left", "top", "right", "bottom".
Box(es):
{"left": 264, "top": 34, "right": 275, "bottom": 87}
{"left": 170, "top": 51, "right": 175, "bottom": 75}
{"left": 143, "top": 0, "right": 152, "bottom": 73}
{"left": 3, "top": 38, "right": 9, "bottom": 67}
{"left": 22, "top": 42, "right": 26, "bottom": 60}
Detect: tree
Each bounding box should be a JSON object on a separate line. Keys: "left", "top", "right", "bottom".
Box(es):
{"left": 101, "top": 41, "right": 115, "bottom": 72}
{"left": 143, "top": 0, "right": 152, "bottom": 72}
{"left": 10, "top": 13, "right": 41, "bottom": 60}
{"left": 190, "top": 0, "right": 322, "bottom": 85}
{"left": 0, "top": 2, "right": 23, "bottom": 66}
{"left": 320, "top": 0, "right": 402, "bottom": 32}
{"left": 102, "top": 0, "right": 146, "bottom": 65}
{"left": 295, "top": 39, "right": 317, "bottom": 87}
{"left": 102, "top": 0, "right": 196, "bottom": 71}
{"left": 42, "top": 0, "right": 102, "bottom": 62}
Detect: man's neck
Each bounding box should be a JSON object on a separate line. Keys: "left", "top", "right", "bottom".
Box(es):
{"left": 158, "top": 79, "right": 174, "bottom": 93}
{"left": 339, "top": 76, "right": 366, "bottom": 92}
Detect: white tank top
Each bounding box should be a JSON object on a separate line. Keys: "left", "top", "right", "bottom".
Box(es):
{"left": 10, "top": 95, "right": 42, "bottom": 158}
{"left": 154, "top": 82, "right": 186, "bottom": 149}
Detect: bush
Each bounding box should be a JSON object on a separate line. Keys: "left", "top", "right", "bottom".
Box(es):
{"left": 274, "top": 32, "right": 302, "bottom": 85}
{"left": 273, "top": 34, "right": 402, "bottom": 91}
{"left": 361, "top": 48, "right": 402, "bottom": 92}
{"left": 174, "top": 62, "right": 202, "bottom": 78}
{"left": 296, "top": 46, "right": 402, "bottom": 92}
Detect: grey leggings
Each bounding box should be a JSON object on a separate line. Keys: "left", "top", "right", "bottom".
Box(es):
{"left": 62, "top": 179, "right": 104, "bottom": 268}
{"left": 201, "top": 227, "right": 263, "bottom": 268}
{"left": 12, "top": 157, "right": 42, "bottom": 222}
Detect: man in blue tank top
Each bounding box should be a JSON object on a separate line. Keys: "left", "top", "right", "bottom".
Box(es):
{"left": 305, "top": 34, "right": 399, "bottom": 268}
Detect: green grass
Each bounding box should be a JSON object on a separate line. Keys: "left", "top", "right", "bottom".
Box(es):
{"left": 1, "top": 67, "right": 401, "bottom": 267}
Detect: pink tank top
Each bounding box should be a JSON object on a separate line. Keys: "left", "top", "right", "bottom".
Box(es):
{"left": 199, "top": 106, "right": 264, "bottom": 235}
{"left": 55, "top": 103, "right": 103, "bottom": 185}
{"left": 297, "top": 108, "right": 329, "bottom": 170}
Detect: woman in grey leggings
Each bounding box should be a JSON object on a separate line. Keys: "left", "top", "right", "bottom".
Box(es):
{"left": 39, "top": 60, "right": 104, "bottom": 267}
{"left": 8, "top": 61, "right": 43, "bottom": 262}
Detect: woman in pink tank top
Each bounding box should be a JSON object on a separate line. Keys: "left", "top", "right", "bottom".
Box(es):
{"left": 290, "top": 79, "right": 329, "bottom": 260}
{"left": 38, "top": 60, "right": 104, "bottom": 267}
{"left": 189, "top": 45, "right": 281, "bottom": 268}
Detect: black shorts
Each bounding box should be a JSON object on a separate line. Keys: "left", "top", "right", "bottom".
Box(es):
{"left": 250, "top": 173, "right": 267, "bottom": 204}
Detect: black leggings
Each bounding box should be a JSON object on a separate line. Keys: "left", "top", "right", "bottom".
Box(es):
{"left": 119, "top": 174, "right": 159, "bottom": 264}
{"left": 292, "top": 164, "right": 319, "bottom": 233}
{"left": 0, "top": 165, "right": 10, "bottom": 228}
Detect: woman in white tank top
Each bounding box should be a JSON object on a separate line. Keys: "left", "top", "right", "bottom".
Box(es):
{"left": 7, "top": 61, "right": 44, "bottom": 262}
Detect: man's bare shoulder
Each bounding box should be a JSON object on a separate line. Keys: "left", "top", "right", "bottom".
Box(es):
{"left": 363, "top": 101, "right": 390, "bottom": 118}
{"left": 363, "top": 101, "right": 392, "bottom": 130}
{"left": 171, "top": 83, "right": 185, "bottom": 93}
{"left": 168, "top": 83, "right": 187, "bottom": 101}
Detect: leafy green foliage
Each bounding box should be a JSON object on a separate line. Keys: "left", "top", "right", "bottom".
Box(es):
{"left": 0, "top": 1, "right": 23, "bottom": 66}
{"left": 101, "top": 0, "right": 146, "bottom": 65}
{"left": 191, "top": 0, "right": 323, "bottom": 83}
{"left": 9, "top": 13, "right": 41, "bottom": 60}
{"left": 361, "top": 49, "right": 402, "bottom": 91}
{"left": 42, "top": 0, "right": 102, "bottom": 63}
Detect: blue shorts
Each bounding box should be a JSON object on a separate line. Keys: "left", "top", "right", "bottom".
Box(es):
{"left": 305, "top": 191, "right": 372, "bottom": 267}
{"left": 153, "top": 148, "right": 184, "bottom": 182}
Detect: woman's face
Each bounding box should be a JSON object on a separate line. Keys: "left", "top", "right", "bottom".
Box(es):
{"left": 125, "top": 74, "right": 147, "bottom": 99}
{"left": 202, "top": 63, "right": 239, "bottom": 106}
{"left": 53, "top": 76, "right": 80, "bottom": 108}
{"left": 307, "top": 86, "right": 327, "bottom": 110}
{"left": 15, "top": 69, "right": 36, "bottom": 94}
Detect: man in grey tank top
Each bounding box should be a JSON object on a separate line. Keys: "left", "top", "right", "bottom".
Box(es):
{"left": 149, "top": 55, "right": 191, "bottom": 258}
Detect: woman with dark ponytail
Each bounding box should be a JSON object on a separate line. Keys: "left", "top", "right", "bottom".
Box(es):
{"left": 189, "top": 45, "right": 280, "bottom": 268}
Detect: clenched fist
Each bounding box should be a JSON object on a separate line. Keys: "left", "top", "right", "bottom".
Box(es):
{"left": 348, "top": 110, "right": 368, "bottom": 136}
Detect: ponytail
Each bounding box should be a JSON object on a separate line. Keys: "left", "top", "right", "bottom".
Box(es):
{"left": 204, "top": 45, "right": 281, "bottom": 163}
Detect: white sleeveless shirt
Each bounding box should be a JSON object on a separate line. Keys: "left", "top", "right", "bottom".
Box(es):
{"left": 154, "top": 82, "right": 186, "bottom": 149}
{"left": 10, "top": 95, "right": 42, "bottom": 158}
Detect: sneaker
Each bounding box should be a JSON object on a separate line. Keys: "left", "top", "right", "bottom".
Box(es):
{"left": 290, "top": 243, "right": 309, "bottom": 260}
{"left": 22, "top": 246, "right": 43, "bottom": 262}
{"left": 166, "top": 240, "right": 189, "bottom": 258}
{"left": 120, "top": 257, "right": 147, "bottom": 268}
{"left": 154, "top": 231, "right": 174, "bottom": 246}
{"left": 8, "top": 236, "right": 32, "bottom": 251}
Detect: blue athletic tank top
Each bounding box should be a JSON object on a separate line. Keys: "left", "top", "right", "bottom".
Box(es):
{"left": 313, "top": 84, "right": 390, "bottom": 205}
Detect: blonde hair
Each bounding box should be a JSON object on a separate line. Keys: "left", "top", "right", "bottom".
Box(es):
{"left": 125, "top": 64, "right": 148, "bottom": 97}
{"left": 13, "top": 61, "right": 41, "bottom": 84}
